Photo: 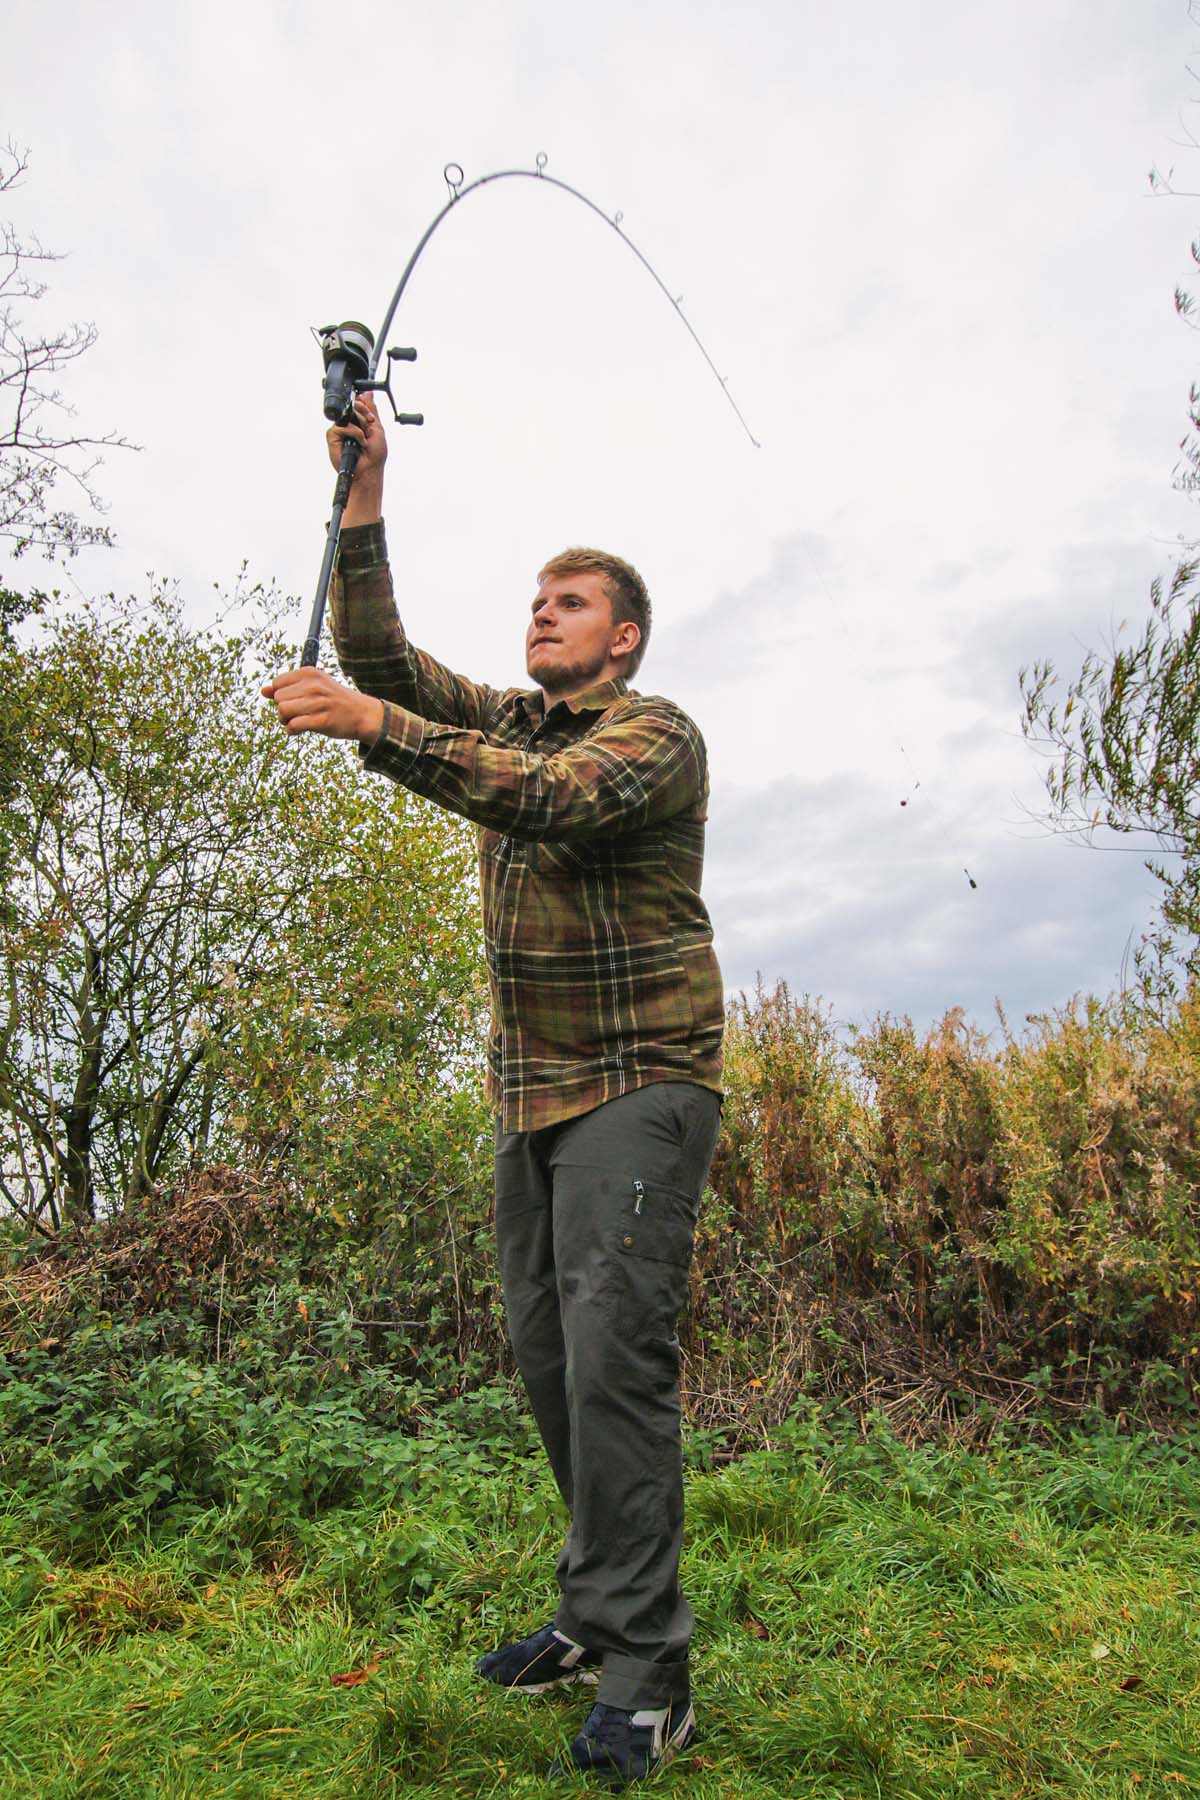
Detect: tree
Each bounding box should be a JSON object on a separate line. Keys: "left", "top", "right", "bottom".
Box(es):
{"left": 1020, "top": 558, "right": 1200, "bottom": 1004}
{"left": 0, "top": 582, "right": 485, "bottom": 1232}
{"left": 1021, "top": 67, "right": 1200, "bottom": 1007}
{"left": 0, "top": 141, "right": 133, "bottom": 563}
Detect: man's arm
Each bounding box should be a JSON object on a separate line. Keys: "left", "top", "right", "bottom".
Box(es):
{"left": 265, "top": 667, "right": 706, "bottom": 834}
{"left": 355, "top": 695, "right": 708, "bottom": 840}
{"left": 329, "top": 521, "right": 503, "bottom": 733}
{"left": 336, "top": 389, "right": 386, "bottom": 532}
{"left": 270, "top": 393, "right": 503, "bottom": 736}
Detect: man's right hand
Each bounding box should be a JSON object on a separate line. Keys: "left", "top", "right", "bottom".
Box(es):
{"left": 327, "top": 390, "right": 388, "bottom": 527}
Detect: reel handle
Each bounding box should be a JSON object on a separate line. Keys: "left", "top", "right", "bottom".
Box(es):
{"left": 357, "top": 347, "right": 423, "bottom": 425}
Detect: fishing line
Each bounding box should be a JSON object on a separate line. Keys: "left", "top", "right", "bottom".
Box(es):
{"left": 798, "top": 540, "right": 978, "bottom": 892}
{"left": 303, "top": 153, "right": 759, "bottom": 666}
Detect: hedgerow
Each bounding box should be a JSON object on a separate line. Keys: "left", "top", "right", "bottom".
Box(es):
{"left": 4, "top": 979, "right": 1199, "bottom": 1541}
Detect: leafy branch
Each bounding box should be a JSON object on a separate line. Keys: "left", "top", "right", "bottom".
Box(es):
{"left": 1021, "top": 559, "right": 1200, "bottom": 997}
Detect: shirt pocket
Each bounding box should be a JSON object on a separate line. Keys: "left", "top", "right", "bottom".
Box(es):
{"left": 526, "top": 839, "right": 598, "bottom": 877}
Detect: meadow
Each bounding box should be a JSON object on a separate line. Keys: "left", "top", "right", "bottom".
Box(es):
{"left": 2, "top": 1402, "right": 1197, "bottom": 1799}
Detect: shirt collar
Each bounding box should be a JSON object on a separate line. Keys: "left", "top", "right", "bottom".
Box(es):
{"left": 516, "top": 677, "right": 629, "bottom": 723}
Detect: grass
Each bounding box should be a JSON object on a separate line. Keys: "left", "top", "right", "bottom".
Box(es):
{"left": 1, "top": 1414, "right": 1198, "bottom": 1799}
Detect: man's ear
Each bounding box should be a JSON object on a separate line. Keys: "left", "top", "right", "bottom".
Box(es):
{"left": 611, "top": 619, "right": 641, "bottom": 663}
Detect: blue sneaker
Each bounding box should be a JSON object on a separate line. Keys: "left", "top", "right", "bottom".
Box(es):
{"left": 476, "top": 1623, "right": 601, "bottom": 1694}
{"left": 550, "top": 1696, "right": 697, "bottom": 1787}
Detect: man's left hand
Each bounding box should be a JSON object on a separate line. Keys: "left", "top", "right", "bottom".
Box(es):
{"left": 262, "top": 668, "right": 385, "bottom": 744}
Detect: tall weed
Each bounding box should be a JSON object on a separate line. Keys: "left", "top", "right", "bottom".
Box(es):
{"left": 4, "top": 979, "right": 1200, "bottom": 1466}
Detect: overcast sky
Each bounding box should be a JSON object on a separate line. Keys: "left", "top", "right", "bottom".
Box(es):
{"left": 7, "top": 0, "right": 1200, "bottom": 1035}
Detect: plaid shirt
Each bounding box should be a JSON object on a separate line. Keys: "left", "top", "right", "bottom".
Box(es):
{"left": 330, "top": 522, "right": 724, "bottom": 1133}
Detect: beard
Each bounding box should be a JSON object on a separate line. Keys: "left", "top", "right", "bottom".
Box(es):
{"left": 527, "top": 643, "right": 612, "bottom": 698}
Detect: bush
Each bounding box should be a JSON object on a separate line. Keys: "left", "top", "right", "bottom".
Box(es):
{"left": 5, "top": 976, "right": 1200, "bottom": 1520}
{"left": 684, "top": 984, "right": 1200, "bottom": 1437}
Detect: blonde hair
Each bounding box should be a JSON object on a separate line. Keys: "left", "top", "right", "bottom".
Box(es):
{"left": 537, "top": 546, "right": 651, "bottom": 678}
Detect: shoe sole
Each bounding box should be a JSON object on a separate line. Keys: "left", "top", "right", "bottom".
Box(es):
{"left": 477, "top": 1665, "right": 600, "bottom": 1695}
{"left": 507, "top": 1669, "right": 601, "bottom": 1695}
{"left": 548, "top": 1704, "right": 697, "bottom": 1787}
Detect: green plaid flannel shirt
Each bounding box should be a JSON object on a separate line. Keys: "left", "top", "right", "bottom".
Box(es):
{"left": 330, "top": 522, "right": 724, "bottom": 1134}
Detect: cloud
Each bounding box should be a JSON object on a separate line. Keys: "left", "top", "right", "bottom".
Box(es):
{"left": 653, "top": 533, "right": 838, "bottom": 685}
{"left": 921, "top": 562, "right": 972, "bottom": 594}
{"left": 705, "top": 767, "right": 1160, "bottom": 1031}
{"left": 944, "top": 537, "right": 1176, "bottom": 710}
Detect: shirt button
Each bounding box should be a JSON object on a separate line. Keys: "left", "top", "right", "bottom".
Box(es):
{"left": 623, "top": 1235, "right": 633, "bottom": 1247}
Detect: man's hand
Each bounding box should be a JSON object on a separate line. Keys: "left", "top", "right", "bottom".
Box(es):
{"left": 328, "top": 390, "right": 388, "bottom": 527}
{"left": 262, "top": 667, "right": 385, "bottom": 744}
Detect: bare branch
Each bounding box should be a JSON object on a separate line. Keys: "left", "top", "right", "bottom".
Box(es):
{"left": 0, "top": 142, "right": 137, "bottom": 563}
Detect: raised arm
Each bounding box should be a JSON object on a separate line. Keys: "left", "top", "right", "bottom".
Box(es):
{"left": 263, "top": 394, "right": 503, "bottom": 737}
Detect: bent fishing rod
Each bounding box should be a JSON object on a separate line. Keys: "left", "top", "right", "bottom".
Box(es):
{"left": 301, "top": 153, "right": 759, "bottom": 667}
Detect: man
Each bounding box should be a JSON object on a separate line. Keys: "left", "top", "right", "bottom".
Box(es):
{"left": 264, "top": 392, "right": 724, "bottom": 1788}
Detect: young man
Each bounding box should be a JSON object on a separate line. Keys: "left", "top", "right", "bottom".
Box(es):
{"left": 264, "top": 393, "right": 724, "bottom": 1788}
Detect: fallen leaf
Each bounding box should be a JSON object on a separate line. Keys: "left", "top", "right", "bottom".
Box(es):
{"left": 741, "top": 1616, "right": 769, "bottom": 1639}
{"left": 1091, "top": 1642, "right": 1111, "bottom": 1661}
{"left": 331, "top": 1659, "right": 380, "bottom": 1688}
{"left": 1119, "top": 1675, "right": 1144, "bottom": 1692}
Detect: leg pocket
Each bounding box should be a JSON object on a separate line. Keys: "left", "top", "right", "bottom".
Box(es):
{"left": 607, "top": 1181, "right": 698, "bottom": 1340}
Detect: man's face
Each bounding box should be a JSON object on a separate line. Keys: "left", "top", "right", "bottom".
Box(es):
{"left": 526, "top": 572, "right": 623, "bottom": 698}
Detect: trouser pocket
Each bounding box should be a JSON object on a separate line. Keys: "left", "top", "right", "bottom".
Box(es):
{"left": 605, "top": 1179, "right": 698, "bottom": 1340}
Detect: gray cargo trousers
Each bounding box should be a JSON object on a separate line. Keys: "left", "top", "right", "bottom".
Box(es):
{"left": 494, "top": 1080, "right": 722, "bottom": 1711}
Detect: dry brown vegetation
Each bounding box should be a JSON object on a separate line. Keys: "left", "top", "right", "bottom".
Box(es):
{"left": 6, "top": 982, "right": 1199, "bottom": 1448}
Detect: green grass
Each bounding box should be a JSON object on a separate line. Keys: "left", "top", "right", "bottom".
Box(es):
{"left": 1, "top": 1415, "right": 1198, "bottom": 1798}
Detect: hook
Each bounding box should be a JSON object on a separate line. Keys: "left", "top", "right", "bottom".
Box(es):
{"left": 535, "top": 151, "right": 548, "bottom": 174}
{"left": 613, "top": 210, "right": 624, "bottom": 229}
{"left": 444, "top": 162, "right": 464, "bottom": 200}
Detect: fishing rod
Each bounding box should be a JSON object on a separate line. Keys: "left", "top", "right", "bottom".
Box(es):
{"left": 300, "top": 153, "right": 759, "bottom": 667}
